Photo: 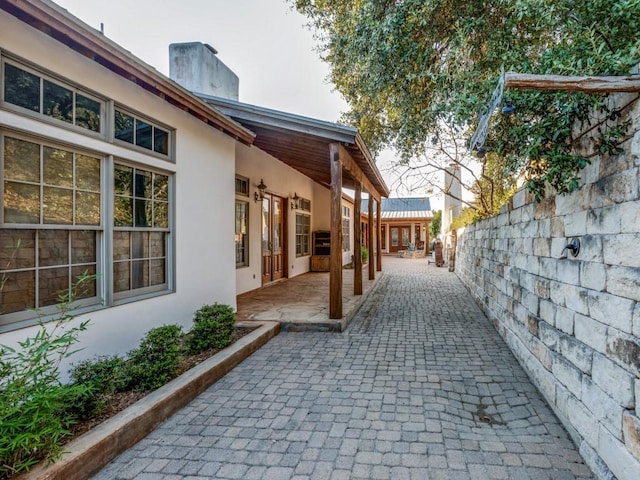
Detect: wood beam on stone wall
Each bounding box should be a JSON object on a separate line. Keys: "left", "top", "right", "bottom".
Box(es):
{"left": 505, "top": 72, "right": 640, "bottom": 93}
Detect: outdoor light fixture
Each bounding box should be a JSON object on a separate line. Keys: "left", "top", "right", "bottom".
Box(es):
{"left": 502, "top": 102, "right": 516, "bottom": 115}
{"left": 291, "top": 192, "right": 300, "bottom": 210}
{"left": 254, "top": 179, "right": 267, "bottom": 203}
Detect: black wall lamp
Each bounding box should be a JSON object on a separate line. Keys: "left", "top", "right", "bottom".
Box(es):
{"left": 291, "top": 192, "right": 300, "bottom": 210}
{"left": 254, "top": 179, "right": 267, "bottom": 203}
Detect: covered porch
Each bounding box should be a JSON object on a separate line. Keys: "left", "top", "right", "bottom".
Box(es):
{"left": 236, "top": 267, "right": 382, "bottom": 332}
{"left": 201, "top": 95, "right": 390, "bottom": 320}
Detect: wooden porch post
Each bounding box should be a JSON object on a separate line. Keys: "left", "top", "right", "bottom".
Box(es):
{"left": 376, "top": 199, "right": 382, "bottom": 271}
{"left": 368, "top": 194, "right": 375, "bottom": 280}
{"left": 354, "top": 183, "right": 362, "bottom": 295}
{"left": 329, "top": 144, "right": 343, "bottom": 319}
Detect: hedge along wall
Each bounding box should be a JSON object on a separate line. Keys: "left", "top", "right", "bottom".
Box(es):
{"left": 455, "top": 93, "right": 640, "bottom": 480}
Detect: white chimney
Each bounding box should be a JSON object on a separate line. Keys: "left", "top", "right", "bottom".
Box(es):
{"left": 169, "top": 42, "right": 239, "bottom": 101}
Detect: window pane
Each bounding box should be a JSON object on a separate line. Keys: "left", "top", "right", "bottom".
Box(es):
{"left": 39, "top": 266, "right": 69, "bottom": 307}
{"left": 75, "top": 191, "right": 101, "bottom": 225}
{"left": 114, "top": 164, "right": 133, "bottom": 196}
{"left": 4, "top": 63, "right": 40, "bottom": 112}
{"left": 131, "top": 231, "right": 149, "bottom": 259}
{"left": 0, "top": 229, "right": 35, "bottom": 269}
{"left": 131, "top": 260, "right": 149, "bottom": 289}
{"left": 0, "top": 270, "right": 35, "bottom": 314}
{"left": 149, "top": 259, "right": 165, "bottom": 286}
{"left": 4, "top": 181, "right": 40, "bottom": 223}
{"left": 43, "top": 79, "right": 73, "bottom": 123}
{"left": 75, "top": 94, "right": 101, "bottom": 132}
{"left": 153, "top": 201, "right": 168, "bottom": 228}
{"left": 153, "top": 174, "right": 168, "bottom": 200}
{"left": 134, "top": 170, "right": 152, "bottom": 198}
{"left": 113, "top": 261, "right": 130, "bottom": 292}
{"left": 39, "top": 230, "right": 68, "bottom": 267}
{"left": 153, "top": 127, "right": 169, "bottom": 155}
{"left": 114, "top": 110, "right": 134, "bottom": 144}
{"left": 4, "top": 137, "right": 40, "bottom": 182}
{"left": 113, "top": 231, "right": 130, "bottom": 261}
{"left": 76, "top": 155, "right": 101, "bottom": 192}
{"left": 135, "top": 120, "right": 152, "bottom": 150}
{"left": 43, "top": 186, "right": 73, "bottom": 224}
{"left": 70, "top": 230, "right": 96, "bottom": 264}
{"left": 43, "top": 146, "right": 73, "bottom": 187}
{"left": 134, "top": 199, "right": 151, "bottom": 227}
{"left": 149, "top": 232, "right": 165, "bottom": 258}
{"left": 114, "top": 196, "right": 133, "bottom": 226}
{"left": 71, "top": 264, "right": 96, "bottom": 299}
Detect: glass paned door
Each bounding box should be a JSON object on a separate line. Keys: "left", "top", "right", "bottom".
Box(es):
{"left": 261, "top": 194, "right": 285, "bottom": 284}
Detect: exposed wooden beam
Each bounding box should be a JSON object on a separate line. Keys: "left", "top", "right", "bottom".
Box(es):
{"left": 376, "top": 200, "right": 382, "bottom": 272}
{"left": 336, "top": 144, "right": 381, "bottom": 202}
{"left": 329, "top": 143, "right": 343, "bottom": 320}
{"left": 354, "top": 183, "right": 363, "bottom": 296}
{"left": 368, "top": 196, "right": 375, "bottom": 280}
{"left": 505, "top": 72, "right": 640, "bottom": 93}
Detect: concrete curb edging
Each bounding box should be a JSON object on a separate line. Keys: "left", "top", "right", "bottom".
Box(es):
{"left": 17, "top": 321, "right": 281, "bottom": 480}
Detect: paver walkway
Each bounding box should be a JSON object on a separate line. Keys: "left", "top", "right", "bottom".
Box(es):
{"left": 93, "top": 258, "right": 592, "bottom": 479}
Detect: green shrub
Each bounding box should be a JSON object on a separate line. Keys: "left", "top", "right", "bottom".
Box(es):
{"left": 0, "top": 278, "right": 92, "bottom": 479}
{"left": 186, "top": 304, "right": 236, "bottom": 355}
{"left": 70, "top": 355, "right": 127, "bottom": 394}
{"left": 124, "top": 325, "right": 183, "bottom": 391}
{"left": 361, "top": 246, "right": 369, "bottom": 263}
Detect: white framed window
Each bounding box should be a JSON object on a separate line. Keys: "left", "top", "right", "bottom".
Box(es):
{"left": 235, "top": 200, "right": 249, "bottom": 267}
{"left": 235, "top": 175, "right": 249, "bottom": 197}
{"left": 295, "top": 213, "right": 310, "bottom": 257}
{"left": 2, "top": 58, "right": 103, "bottom": 134}
{"left": 342, "top": 205, "right": 350, "bottom": 252}
{"left": 114, "top": 108, "right": 171, "bottom": 158}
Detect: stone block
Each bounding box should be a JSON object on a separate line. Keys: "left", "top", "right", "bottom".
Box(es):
{"left": 536, "top": 218, "right": 551, "bottom": 237}
{"left": 619, "top": 201, "right": 640, "bottom": 234}
{"left": 603, "top": 233, "right": 640, "bottom": 268}
{"left": 555, "top": 306, "right": 575, "bottom": 335}
{"left": 586, "top": 207, "right": 621, "bottom": 235}
{"left": 592, "top": 353, "right": 636, "bottom": 409}
{"left": 579, "top": 442, "right": 615, "bottom": 480}
{"left": 533, "top": 238, "right": 550, "bottom": 257}
{"left": 623, "top": 412, "right": 640, "bottom": 462}
{"left": 607, "top": 265, "right": 640, "bottom": 302}
{"left": 636, "top": 379, "right": 640, "bottom": 415}
{"left": 553, "top": 355, "right": 583, "bottom": 397}
{"left": 575, "top": 314, "right": 608, "bottom": 353}
{"left": 539, "top": 300, "right": 556, "bottom": 326}
{"left": 562, "top": 385, "right": 598, "bottom": 447}
{"left": 526, "top": 255, "right": 540, "bottom": 275}
{"left": 634, "top": 304, "right": 640, "bottom": 337}
{"left": 550, "top": 217, "right": 565, "bottom": 237}
{"left": 606, "top": 331, "right": 640, "bottom": 377}
{"left": 596, "top": 167, "right": 640, "bottom": 204}
{"left": 512, "top": 189, "right": 527, "bottom": 209}
{"left": 580, "top": 262, "right": 607, "bottom": 292}
{"left": 588, "top": 291, "right": 634, "bottom": 333}
{"left": 598, "top": 423, "right": 640, "bottom": 480}
{"left": 523, "top": 291, "right": 539, "bottom": 316}
{"left": 534, "top": 197, "right": 555, "bottom": 220}
{"left": 582, "top": 377, "right": 624, "bottom": 441}
{"left": 556, "top": 260, "right": 580, "bottom": 286}
{"left": 539, "top": 322, "right": 561, "bottom": 350}
{"left": 579, "top": 234, "right": 604, "bottom": 263}
{"left": 559, "top": 334, "right": 593, "bottom": 375}
{"left": 539, "top": 258, "right": 558, "bottom": 280}
{"left": 564, "top": 211, "right": 589, "bottom": 237}
{"left": 564, "top": 285, "right": 590, "bottom": 316}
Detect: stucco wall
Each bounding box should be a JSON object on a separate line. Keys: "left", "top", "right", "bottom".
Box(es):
{"left": 235, "top": 143, "right": 316, "bottom": 294}
{"left": 455, "top": 94, "right": 640, "bottom": 479}
{"left": 0, "top": 10, "right": 237, "bottom": 376}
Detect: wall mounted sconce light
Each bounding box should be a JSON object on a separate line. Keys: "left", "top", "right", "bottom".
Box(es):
{"left": 291, "top": 192, "right": 300, "bottom": 210}
{"left": 561, "top": 237, "right": 581, "bottom": 258}
{"left": 254, "top": 179, "right": 267, "bottom": 203}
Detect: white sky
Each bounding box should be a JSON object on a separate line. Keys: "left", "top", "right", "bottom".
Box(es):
{"left": 52, "top": 0, "right": 441, "bottom": 206}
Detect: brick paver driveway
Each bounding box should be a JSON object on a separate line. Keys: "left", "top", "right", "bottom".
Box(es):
{"left": 93, "top": 257, "right": 592, "bottom": 479}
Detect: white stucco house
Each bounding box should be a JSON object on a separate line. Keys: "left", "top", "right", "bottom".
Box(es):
{"left": 0, "top": 0, "right": 388, "bottom": 370}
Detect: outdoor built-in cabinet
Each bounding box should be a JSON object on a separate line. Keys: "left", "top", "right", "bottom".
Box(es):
{"left": 311, "top": 230, "right": 330, "bottom": 271}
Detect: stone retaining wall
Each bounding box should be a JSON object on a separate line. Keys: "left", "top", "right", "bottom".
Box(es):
{"left": 455, "top": 93, "right": 640, "bottom": 480}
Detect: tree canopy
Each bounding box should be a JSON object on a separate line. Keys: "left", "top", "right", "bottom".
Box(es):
{"left": 293, "top": 0, "right": 640, "bottom": 200}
